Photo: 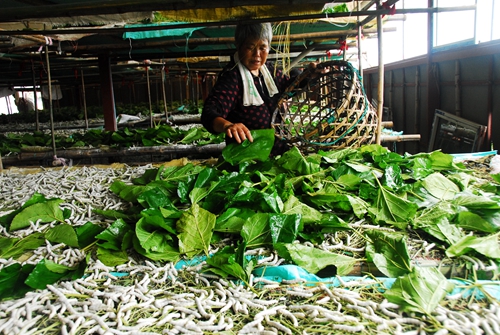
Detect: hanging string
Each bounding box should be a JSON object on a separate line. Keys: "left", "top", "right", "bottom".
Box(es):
{"left": 272, "top": 22, "right": 291, "bottom": 76}
{"left": 324, "top": 6, "right": 353, "bottom": 28}
{"left": 184, "top": 30, "right": 195, "bottom": 74}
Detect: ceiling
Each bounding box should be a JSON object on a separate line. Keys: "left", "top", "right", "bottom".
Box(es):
{"left": 0, "top": 0, "right": 397, "bottom": 90}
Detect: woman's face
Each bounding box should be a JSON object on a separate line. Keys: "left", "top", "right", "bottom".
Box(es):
{"left": 238, "top": 37, "right": 270, "bottom": 74}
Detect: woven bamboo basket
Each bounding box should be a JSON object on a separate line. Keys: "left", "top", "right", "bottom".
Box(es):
{"left": 271, "top": 60, "right": 378, "bottom": 151}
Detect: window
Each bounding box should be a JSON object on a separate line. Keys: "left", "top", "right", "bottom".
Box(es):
{"left": 363, "top": 0, "right": 428, "bottom": 67}
{"left": 434, "top": 0, "right": 476, "bottom": 49}
{"left": 363, "top": 0, "right": 499, "bottom": 67}
{"left": 475, "top": 0, "right": 500, "bottom": 42}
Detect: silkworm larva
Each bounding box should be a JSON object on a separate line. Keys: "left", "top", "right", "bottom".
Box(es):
{"left": 218, "top": 298, "right": 234, "bottom": 314}
{"left": 254, "top": 305, "right": 286, "bottom": 319}
{"left": 194, "top": 297, "right": 211, "bottom": 319}
{"left": 379, "top": 305, "right": 400, "bottom": 318}
{"left": 361, "top": 312, "right": 387, "bottom": 325}
{"left": 237, "top": 296, "right": 266, "bottom": 310}
{"left": 266, "top": 320, "right": 292, "bottom": 335}
{"left": 346, "top": 304, "right": 369, "bottom": 314}
{"left": 332, "top": 323, "right": 365, "bottom": 332}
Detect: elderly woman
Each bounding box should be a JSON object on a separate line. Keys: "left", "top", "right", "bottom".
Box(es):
{"left": 201, "top": 22, "right": 299, "bottom": 156}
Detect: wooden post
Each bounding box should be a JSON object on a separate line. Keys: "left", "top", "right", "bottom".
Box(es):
{"left": 375, "top": 1, "right": 385, "bottom": 145}
{"left": 425, "top": 0, "right": 440, "bottom": 151}
{"left": 357, "top": 0, "right": 363, "bottom": 76}
{"left": 191, "top": 74, "right": 195, "bottom": 108}
{"left": 45, "top": 45, "right": 56, "bottom": 158}
{"left": 195, "top": 71, "right": 199, "bottom": 108}
{"left": 30, "top": 59, "right": 39, "bottom": 131}
{"left": 402, "top": 68, "right": 407, "bottom": 152}
{"left": 146, "top": 63, "right": 153, "bottom": 128}
{"left": 161, "top": 65, "right": 168, "bottom": 122}
{"left": 98, "top": 54, "right": 117, "bottom": 132}
{"left": 5, "top": 97, "right": 11, "bottom": 115}
{"left": 415, "top": 66, "right": 420, "bottom": 135}
{"left": 179, "top": 75, "right": 183, "bottom": 105}
{"left": 169, "top": 75, "right": 173, "bottom": 110}
{"left": 486, "top": 55, "right": 493, "bottom": 149}
{"left": 389, "top": 70, "right": 393, "bottom": 121}
{"left": 81, "top": 69, "right": 89, "bottom": 130}
{"left": 357, "top": 31, "right": 363, "bottom": 76}
{"left": 455, "top": 60, "right": 461, "bottom": 117}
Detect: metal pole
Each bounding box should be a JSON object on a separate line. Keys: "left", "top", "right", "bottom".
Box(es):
{"left": 375, "top": 1, "right": 385, "bottom": 145}
{"left": 45, "top": 45, "right": 56, "bottom": 157}
{"left": 357, "top": 0, "right": 363, "bottom": 76}
{"left": 289, "top": 44, "right": 318, "bottom": 69}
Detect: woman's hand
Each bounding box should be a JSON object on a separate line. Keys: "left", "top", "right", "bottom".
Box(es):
{"left": 224, "top": 122, "right": 254, "bottom": 143}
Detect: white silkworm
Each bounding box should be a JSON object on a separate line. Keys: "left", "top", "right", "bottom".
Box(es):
{"left": 255, "top": 305, "right": 286, "bottom": 319}
{"left": 194, "top": 297, "right": 211, "bottom": 319}
{"left": 266, "top": 320, "right": 292, "bottom": 334}
{"left": 379, "top": 305, "right": 400, "bottom": 318}
{"left": 0, "top": 317, "right": 14, "bottom": 333}
{"left": 214, "top": 289, "right": 227, "bottom": 302}
{"left": 282, "top": 278, "right": 307, "bottom": 285}
{"left": 396, "top": 317, "right": 424, "bottom": 326}
{"left": 278, "top": 308, "right": 299, "bottom": 327}
{"left": 487, "top": 316, "right": 500, "bottom": 334}
{"left": 332, "top": 323, "right": 365, "bottom": 332}
{"left": 256, "top": 254, "right": 275, "bottom": 265}
{"left": 174, "top": 307, "right": 201, "bottom": 319}
{"left": 346, "top": 304, "right": 369, "bottom": 314}
{"left": 47, "top": 285, "right": 78, "bottom": 315}
{"left": 156, "top": 312, "right": 181, "bottom": 327}
{"left": 459, "top": 255, "right": 480, "bottom": 271}
{"left": 239, "top": 318, "right": 264, "bottom": 334}
{"left": 218, "top": 299, "right": 235, "bottom": 316}
{"left": 5, "top": 297, "right": 31, "bottom": 313}
{"left": 254, "top": 277, "right": 279, "bottom": 285}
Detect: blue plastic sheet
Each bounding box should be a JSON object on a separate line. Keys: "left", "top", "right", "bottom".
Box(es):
{"left": 173, "top": 257, "right": 500, "bottom": 301}
{"left": 451, "top": 150, "right": 497, "bottom": 162}
{"left": 123, "top": 22, "right": 204, "bottom": 40}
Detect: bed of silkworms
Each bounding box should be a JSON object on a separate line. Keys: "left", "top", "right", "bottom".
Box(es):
{"left": 0, "top": 164, "right": 499, "bottom": 335}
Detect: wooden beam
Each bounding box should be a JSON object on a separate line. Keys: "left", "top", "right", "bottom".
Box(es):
{"left": 98, "top": 54, "right": 117, "bottom": 132}
{"left": 0, "top": 143, "right": 226, "bottom": 167}
{"left": 0, "top": 0, "right": 333, "bottom": 22}
{"left": 58, "top": 28, "right": 394, "bottom": 54}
